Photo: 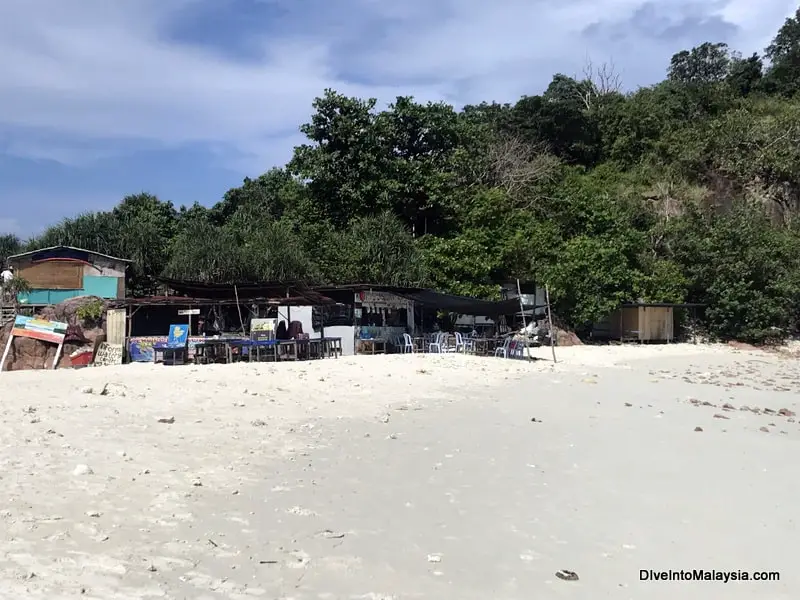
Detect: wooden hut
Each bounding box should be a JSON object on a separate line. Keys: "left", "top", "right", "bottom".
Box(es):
{"left": 592, "top": 303, "right": 702, "bottom": 343}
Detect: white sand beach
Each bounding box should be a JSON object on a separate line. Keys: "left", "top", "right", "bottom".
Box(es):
{"left": 1, "top": 343, "right": 798, "bottom": 599}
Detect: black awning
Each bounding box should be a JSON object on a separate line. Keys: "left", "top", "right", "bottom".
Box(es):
{"left": 158, "top": 278, "right": 322, "bottom": 301}
{"left": 393, "top": 289, "right": 535, "bottom": 316}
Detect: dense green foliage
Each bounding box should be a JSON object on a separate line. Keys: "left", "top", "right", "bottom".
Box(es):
{"left": 4, "top": 11, "right": 800, "bottom": 342}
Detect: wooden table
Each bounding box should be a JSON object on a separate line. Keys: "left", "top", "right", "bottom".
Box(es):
{"left": 153, "top": 343, "right": 188, "bottom": 365}
{"left": 250, "top": 339, "right": 278, "bottom": 361}
{"left": 275, "top": 340, "right": 298, "bottom": 360}
{"left": 193, "top": 340, "right": 229, "bottom": 364}
{"left": 471, "top": 338, "right": 503, "bottom": 356}
{"left": 358, "top": 338, "right": 387, "bottom": 355}
{"left": 227, "top": 339, "right": 278, "bottom": 362}
{"left": 321, "top": 337, "right": 342, "bottom": 358}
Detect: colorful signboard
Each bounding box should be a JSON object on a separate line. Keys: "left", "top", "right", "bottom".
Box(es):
{"left": 1, "top": 315, "right": 68, "bottom": 371}
{"left": 166, "top": 324, "right": 189, "bottom": 346}
{"left": 250, "top": 318, "right": 276, "bottom": 341}
{"left": 11, "top": 315, "right": 68, "bottom": 344}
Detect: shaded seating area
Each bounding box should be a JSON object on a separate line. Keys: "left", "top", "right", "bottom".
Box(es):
{"left": 377, "top": 287, "right": 539, "bottom": 359}
{"left": 392, "top": 331, "right": 519, "bottom": 358}
{"left": 188, "top": 316, "right": 343, "bottom": 365}
{"left": 114, "top": 283, "right": 344, "bottom": 365}
{"left": 192, "top": 336, "right": 342, "bottom": 364}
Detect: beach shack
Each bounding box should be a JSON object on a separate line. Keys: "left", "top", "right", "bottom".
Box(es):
{"left": 7, "top": 246, "right": 130, "bottom": 308}
{"left": 112, "top": 279, "right": 336, "bottom": 362}
{"left": 591, "top": 302, "right": 705, "bottom": 342}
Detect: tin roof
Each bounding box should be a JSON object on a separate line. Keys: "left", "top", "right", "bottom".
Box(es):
{"left": 8, "top": 245, "right": 132, "bottom": 264}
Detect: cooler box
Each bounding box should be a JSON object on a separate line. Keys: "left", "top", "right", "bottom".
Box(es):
{"left": 70, "top": 348, "right": 94, "bottom": 368}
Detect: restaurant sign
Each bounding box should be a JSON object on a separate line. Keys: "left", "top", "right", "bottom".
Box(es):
{"left": 357, "top": 291, "right": 411, "bottom": 310}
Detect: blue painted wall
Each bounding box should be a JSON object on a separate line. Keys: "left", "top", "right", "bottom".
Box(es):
{"left": 19, "top": 275, "right": 121, "bottom": 305}
{"left": 83, "top": 276, "right": 119, "bottom": 297}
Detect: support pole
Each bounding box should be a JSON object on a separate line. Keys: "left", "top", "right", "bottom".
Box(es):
{"left": 516, "top": 279, "right": 530, "bottom": 360}
{"left": 234, "top": 285, "right": 246, "bottom": 336}
{"left": 52, "top": 340, "right": 64, "bottom": 369}
{"left": 284, "top": 287, "right": 292, "bottom": 335}
{"left": 0, "top": 333, "right": 14, "bottom": 372}
{"left": 545, "top": 284, "right": 557, "bottom": 363}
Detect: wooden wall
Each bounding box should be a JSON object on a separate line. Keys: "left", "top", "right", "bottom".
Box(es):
{"left": 106, "top": 309, "right": 127, "bottom": 345}
{"left": 18, "top": 261, "right": 83, "bottom": 289}
{"left": 638, "top": 306, "right": 673, "bottom": 342}
{"left": 593, "top": 306, "right": 675, "bottom": 342}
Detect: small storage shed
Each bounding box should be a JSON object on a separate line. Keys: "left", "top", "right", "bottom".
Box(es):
{"left": 592, "top": 303, "right": 704, "bottom": 343}
{"left": 8, "top": 246, "right": 131, "bottom": 307}
{"left": 615, "top": 305, "right": 674, "bottom": 342}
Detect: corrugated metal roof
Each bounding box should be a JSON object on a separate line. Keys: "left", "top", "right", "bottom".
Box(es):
{"left": 109, "top": 292, "right": 335, "bottom": 308}
{"left": 8, "top": 245, "right": 132, "bottom": 264}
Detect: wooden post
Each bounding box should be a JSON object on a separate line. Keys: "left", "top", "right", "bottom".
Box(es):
{"left": 516, "top": 279, "right": 530, "bottom": 360}
{"left": 545, "top": 284, "right": 557, "bottom": 364}
{"left": 353, "top": 293, "right": 359, "bottom": 355}
{"left": 0, "top": 332, "right": 14, "bottom": 372}
{"left": 319, "top": 304, "right": 326, "bottom": 356}
{"left": 286, "top": 299, "right": 292, "bottom": 329}
{"left": 234, "top": 285, "right": 246, "bottom": 336}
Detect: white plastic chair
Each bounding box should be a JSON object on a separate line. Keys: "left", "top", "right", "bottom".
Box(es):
{"left": 402, "top": 333, "right": 414, "bottom": 353}
{"left": 453, "top": 332, "right": 465, "bottom": 353}
{"left": 428, "top": 332, "right": 444, "bottom": 353}
{"left": 494, "top": 338, "right": 512, "bottom": 358}
{"left": 463, "top": 333, "right": 475, "bottom": 354}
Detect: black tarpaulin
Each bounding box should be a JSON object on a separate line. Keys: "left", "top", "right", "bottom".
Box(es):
{"left": 393, "top": 289, "right": 536, "bottom": 316}
{"left": 157, "top": 278, "right": 333, "bottom": 304}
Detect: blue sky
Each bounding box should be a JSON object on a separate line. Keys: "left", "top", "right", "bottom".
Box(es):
{"left": 0, "top": 0, "right": 795, "bottom": 236}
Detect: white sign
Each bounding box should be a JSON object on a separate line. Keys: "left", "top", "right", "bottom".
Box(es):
{"left": 93, "top": 342, "right": 124, "bottom": 367}
{"left": 357, "top": 291, "right": 411, "bottom": 310}
{"left": 178, "top": 309, "right": 200, "bottom": 315}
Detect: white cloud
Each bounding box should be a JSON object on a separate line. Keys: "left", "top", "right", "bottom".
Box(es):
{"left": 0, "top": 0, "right": 794, "bottom": 172}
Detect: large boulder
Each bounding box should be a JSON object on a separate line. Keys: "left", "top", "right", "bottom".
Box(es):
{"left": 550, "top": 315, "right": 583, "bottom": 347}
{"left": 0, "top": 296, "right": 109, "bottom": 371}
{"left": 554, "top": 326, "right": 583, "bottom": 346}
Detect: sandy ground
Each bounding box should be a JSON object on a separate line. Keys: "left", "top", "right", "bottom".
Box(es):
{"left": 1, "top": 343, "right": 799, "bottom": 599}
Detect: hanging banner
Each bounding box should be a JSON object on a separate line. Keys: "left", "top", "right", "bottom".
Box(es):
{"left": 127, "top": 336, "right": 206, "bottom": 362}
